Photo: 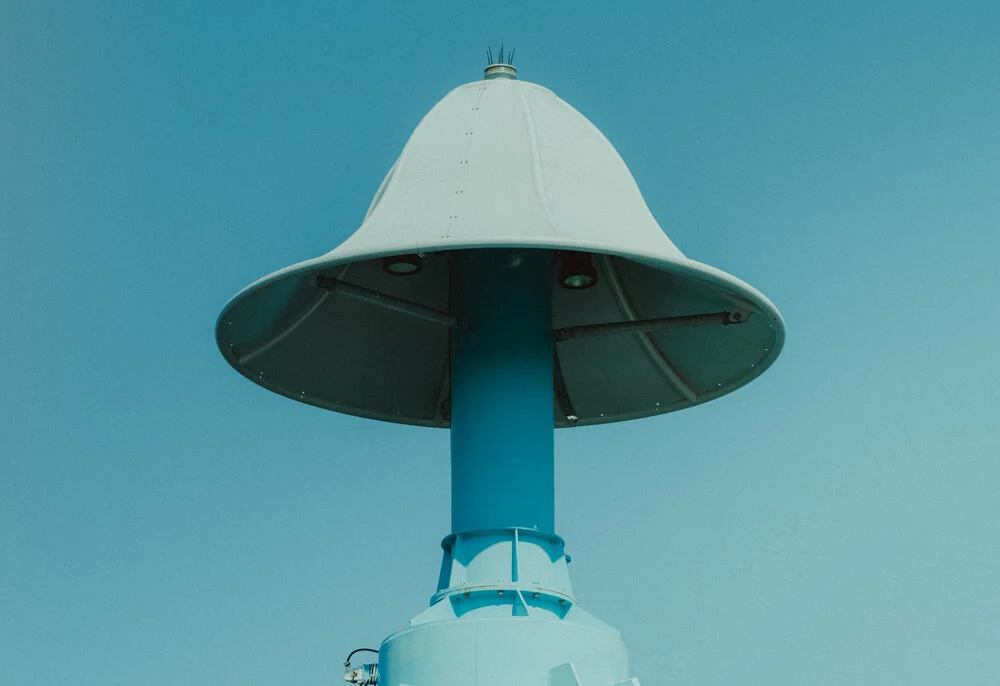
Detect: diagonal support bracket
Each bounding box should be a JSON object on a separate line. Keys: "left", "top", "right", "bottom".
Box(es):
{"left": 316, "top": 275, "right": 473, "bottom": 331}
{"left": 553, "top": 310, "right": 749, "bottom": 342}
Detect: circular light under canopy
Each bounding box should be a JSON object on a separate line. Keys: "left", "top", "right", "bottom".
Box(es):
{"left": 558, "top": 252, "right": 598, "bottom": 290}
{"left": 382, "top": 254, "right": 423, "bottom": 276}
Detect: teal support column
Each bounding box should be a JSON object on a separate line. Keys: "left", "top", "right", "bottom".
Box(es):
{"left": 450, "top": 249, "right": 554, "bottom": 534}
{"left": 381, "top": 248, "right": 633, "bottom": 686}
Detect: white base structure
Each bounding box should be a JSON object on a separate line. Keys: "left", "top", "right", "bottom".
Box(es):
{"left": 379, "top": 529, "right": 636, "bottom": 686}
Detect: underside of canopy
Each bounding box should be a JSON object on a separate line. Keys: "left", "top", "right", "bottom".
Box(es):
{"left": 217, "top": 247, "right": 782, "bottom": 428}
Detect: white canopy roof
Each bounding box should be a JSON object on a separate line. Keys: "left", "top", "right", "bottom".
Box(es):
{"left": 216, "top": 73, "right": 785, "bottom": 427}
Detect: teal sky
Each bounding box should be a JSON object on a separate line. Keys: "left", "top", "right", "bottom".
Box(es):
{"left": 3, "top": 1, "right": 999, "bottom": 684}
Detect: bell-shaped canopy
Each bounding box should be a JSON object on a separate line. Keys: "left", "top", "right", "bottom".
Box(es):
{"left": 216, "top": 74, "right": 784, "bottom": 427}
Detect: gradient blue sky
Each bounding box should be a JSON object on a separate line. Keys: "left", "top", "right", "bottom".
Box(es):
{"left": 3, "top": 1, "right": 999, "bottom": 684}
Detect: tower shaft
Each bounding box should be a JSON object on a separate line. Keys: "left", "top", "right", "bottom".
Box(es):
{"left": 450, "top": 249, "right": 554, "bottom": 534}
{"left": 378, "top": 249, "right": 634, "bottom": 686}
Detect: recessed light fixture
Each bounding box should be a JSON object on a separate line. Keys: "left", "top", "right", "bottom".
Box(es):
{"left": 382, "top": 254, "right": 423, "bottom": 276}
{"left": 558, "top": 251, "right": 598, "bottom": 290}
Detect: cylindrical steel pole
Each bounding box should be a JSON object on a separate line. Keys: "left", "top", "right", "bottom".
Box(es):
{"left": 449, "top": 249, "right": 554, "bottom": 534}
{"left": 383, "top": 255, "right": 632, "bottom": 686}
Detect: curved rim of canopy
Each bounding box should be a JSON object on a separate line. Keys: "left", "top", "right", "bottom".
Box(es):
{"left": 216, "top": 235, "right": 785, "bottom": 428}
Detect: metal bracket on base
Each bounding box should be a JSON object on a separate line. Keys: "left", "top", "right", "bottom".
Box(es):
{"left": 549, "top": 663, "right": 582, "bottom": 686}
{"left": 431, "top": 528, "right": 575, "bottom": 615}
{"left": 343, "top": 663, "right": 378, "bottom": 685}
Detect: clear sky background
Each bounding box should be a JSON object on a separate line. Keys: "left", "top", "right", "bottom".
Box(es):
{"left": 3, "top": 1, "right": 998, "bottom": 684}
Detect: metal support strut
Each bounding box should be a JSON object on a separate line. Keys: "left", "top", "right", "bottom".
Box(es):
{"left": 553, "top": 310, "right": 749, "bottom": 342}
{"left": 316, "top": 275, "right": 472, "bottom": 331}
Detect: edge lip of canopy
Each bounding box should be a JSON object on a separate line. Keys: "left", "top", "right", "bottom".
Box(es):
{"left": 215, "top": 237, "right": 785, "bottom": 429}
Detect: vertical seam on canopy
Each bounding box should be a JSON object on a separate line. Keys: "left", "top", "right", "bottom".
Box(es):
{"left": 599, "top": 255, "right": 698, "bottom": 404}
{"left": 444, "top": 83, "right": 488, "bottom": 239}
{"left": 517, "top": 85, "right": 559, "bottom": 235}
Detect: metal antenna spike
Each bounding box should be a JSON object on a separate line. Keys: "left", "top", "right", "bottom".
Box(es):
{"left": 499, "top": 44, "right": 504, "bottom": 64}
{"left": 487, "top": 45, "right": 493, "bottom": 65}
{"left": 509, "top": 47, "right": 515, "bottom": 65}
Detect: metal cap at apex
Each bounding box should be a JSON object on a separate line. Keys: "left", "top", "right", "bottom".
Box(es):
{"left": 215, "top": 66, "right": 785, "bottom": 428}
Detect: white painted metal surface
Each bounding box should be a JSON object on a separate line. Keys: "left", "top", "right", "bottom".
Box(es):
{"left": 216, "top": 75, "right": 785, "bottom": 427}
